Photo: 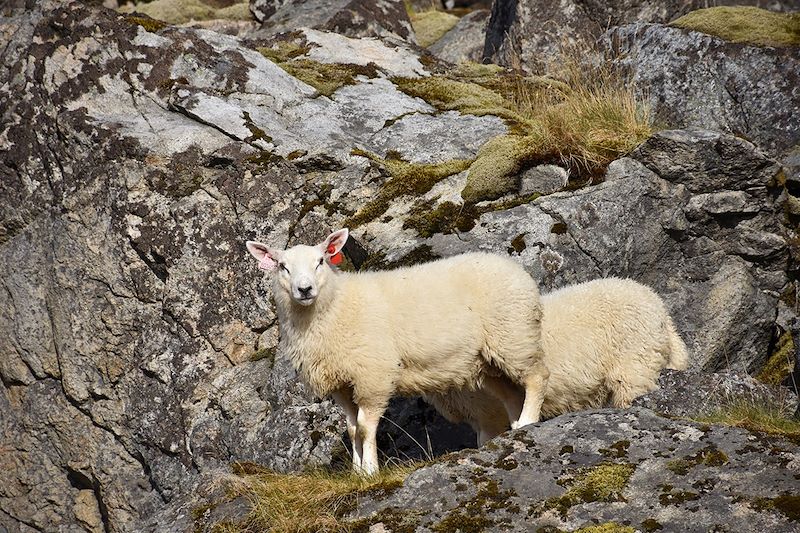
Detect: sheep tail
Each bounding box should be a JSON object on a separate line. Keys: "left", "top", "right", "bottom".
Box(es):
{"left": 664, "top": 316, "right": 689, "bottom": 370}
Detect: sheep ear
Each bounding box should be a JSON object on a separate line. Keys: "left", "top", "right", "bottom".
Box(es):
{"left": 320, "top": 228, "right": 348, "bottom": 259}
{"left": 246, "top": 241, "right": 280, "bottom": 271}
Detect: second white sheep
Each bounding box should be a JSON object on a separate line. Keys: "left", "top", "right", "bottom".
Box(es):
{"left": 425, "top": 277, "right": 689, "bottom": 444}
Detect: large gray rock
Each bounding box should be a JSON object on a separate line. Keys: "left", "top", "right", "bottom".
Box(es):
{"left": 484, "top": 0, "right": 796, "bottom": 72}
{"left": 603, "top": 22, "right": 800, "bottom": 161}
{"left": 249, "top": 0, "right": 415, "bottom": 43}
{"left": 356, "top": 408, "right": 800, "bottom": 532}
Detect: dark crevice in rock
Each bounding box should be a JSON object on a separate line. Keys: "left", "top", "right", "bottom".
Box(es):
{"left": 66, "top": 467, "right": 111, "bottom": 533}
{"left": 129, "top": 237, "right": 168, "bottom": 283}
{"left": 483, "top": 0, "right": 517, "bottom": 61}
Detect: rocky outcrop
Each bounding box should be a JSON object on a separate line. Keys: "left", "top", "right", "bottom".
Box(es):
{"left": 0, "top": 1, "right": 794, "bottom": 531}
{"left": 248, "top": 0, "right": 415, "bottom": 42}
{"left": 348, "top": 408, "right": 800, "bottom": 532}
{"left": 484, "top": 0, "right": 796, "bottom": 72}
{"left": 603, "top": 23, "right": 800, "bottom": 161}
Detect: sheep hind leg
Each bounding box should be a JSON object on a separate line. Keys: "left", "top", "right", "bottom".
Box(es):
{"left": 481, "top": 374, "right": 522, "bottom": 429}
{"left": 515, "top": 362, "right": 550, "bottom": 429}
{"left": 357, "top": 405, "right": 384, "bottom": 476}
{"left": 331, "top": 388, "right": 362, "bottom": 472}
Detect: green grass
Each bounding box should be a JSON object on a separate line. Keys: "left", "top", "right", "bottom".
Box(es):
{"left": 205, "top": 462, "right": 421, "bottom": 533}
{"left": 671, "top": 7, "right": 800, "bottom": 47}
{"left": 694, "top": 401, "right": 800, "bottom": 442}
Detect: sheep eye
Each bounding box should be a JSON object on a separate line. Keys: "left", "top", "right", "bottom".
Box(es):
{"left": 317, "top": 258, "right": 324, "bottom": 267}
{"left": 279, "top": 263, "right": 289, "bottom": 274}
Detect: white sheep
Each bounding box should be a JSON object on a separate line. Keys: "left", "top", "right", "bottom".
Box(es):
{"left": 425, "top": 277, "right": 689, "bottom": 444}
{"left": 245, "top": 229, "right": 550, "bottom": 474}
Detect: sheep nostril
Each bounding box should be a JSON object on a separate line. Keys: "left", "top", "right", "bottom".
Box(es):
{"left": 298, "top": 286, "right": 313, "bottom": 296}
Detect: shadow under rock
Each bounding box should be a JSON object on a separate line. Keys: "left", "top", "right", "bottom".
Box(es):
{"left": 330, "top": 397, "right": 478, "bottom": 469}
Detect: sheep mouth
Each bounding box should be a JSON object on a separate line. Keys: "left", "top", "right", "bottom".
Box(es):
{"left": 295, "top": 295, "right": 317, "bottom": 306}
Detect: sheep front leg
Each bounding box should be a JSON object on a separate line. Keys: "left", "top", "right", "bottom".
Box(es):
{"left": 331, "top": 388, "right": 362, "bottom": 472}
{"left": 356, "top": 405, "right": 384, "bottom": 476}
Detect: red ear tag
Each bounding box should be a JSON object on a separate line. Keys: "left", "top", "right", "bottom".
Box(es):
{"left": 327, "top": 244, "right": 344, "bottom": 265}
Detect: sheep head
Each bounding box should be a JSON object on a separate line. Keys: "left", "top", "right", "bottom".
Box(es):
{"left": 246, "top": 229, "right": 349, "bottom": 307}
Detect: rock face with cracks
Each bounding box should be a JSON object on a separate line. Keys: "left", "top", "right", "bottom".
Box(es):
{"left": 0, "top": 1, "right": 796, "bottom": 532}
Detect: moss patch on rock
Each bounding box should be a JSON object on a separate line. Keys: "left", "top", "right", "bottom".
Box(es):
{"left": 344, "top": 150, "right": 472, "bottom": 228}
{"left": 410, "top": 10, "right": 461, "bottom": 47}
{"left": 671, "top": 7, "right": 800, "bottom": 47}
{"left": 752, "top": 494, "right": 800, "bottom": 522}
{"left": 258, "top": 45, "right": 379, "bottom": 97}
{"left": 537, "top": 462, "right": 636, "bottom": 518}
{"left": 757, "top": 331, "right": 795, "bottom": 386}
{"left": 124, "top": 14, "right": 169, "bottom": 32}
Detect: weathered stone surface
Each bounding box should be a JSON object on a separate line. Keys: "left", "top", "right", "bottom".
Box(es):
{"left": 249, "top": 0, "right": 415, "bottom": 43}
{"left": 484, "top": 0, "right": 797, "bottom": 72}
{"left": 603, "top": 22, "right": 800, "bottom": 161}
{"left": 428, "top": 8, "right": 488, "bottom": 64}
{"left": 349, "top": 408, "right": 800, "bottom": 532}
{"left": 634, "top": 369, "right": 798, "bottom": 418}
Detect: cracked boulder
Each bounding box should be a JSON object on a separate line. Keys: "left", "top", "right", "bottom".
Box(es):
{"left": 603, "top": 22, "right": 800, "bottom": 161}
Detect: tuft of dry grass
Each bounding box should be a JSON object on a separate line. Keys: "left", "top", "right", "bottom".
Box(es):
{"left": 118, "top": 0, "right": 252, "bottom": 24}
{"left": 393, "top": 54, "right": 651, "bottom": 202}
{"left": 694, "top": 400, "right": 800, "bottom": 442}
{"left": 211, "top": 462, "right": 421, "bottom": 533}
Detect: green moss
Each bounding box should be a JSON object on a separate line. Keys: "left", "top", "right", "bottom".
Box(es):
{"left": 349, "top": 508, "right": 425, "bottom": 533}
{"left": 241, "top": 111, "right": 272, "bottom": 144}
{"left": 393, "top": 76, "right": 522, "bottom": 122}
{"left": 258, "top": 44, "right": 378, "bottom": 97}
{"left": 344, "top": 150, "right": 472, "bottom": 228}
{"left": 671, "top": 7, "right": 800, "bottom": 47}
{"left": 539, "top": 463, "right": 635, "bottom": 518}
{"left": 431, "top": 479, "right": 516, "bottom": 532}
{"left": 667, "top": 445, "right": 729, "bottom": 476}
{"left": 509, "top": 233, "right": 527, "bottom": 254}
{"left": 124, "top": 14, "right": 168, "bottom": 32}
{"left": 658, "top": 484, "right": 700, "bottom": 506}
{"left": 250, "top": 346, "right": 276, "bottom": 367}
{"left": 410, "top": 10, "right": 461, "bottom": 47}
{"left": 257, "top": 41, "right": 311, "bottom": 63}
{"left": 462, "top": 135, "right": 533, "bottom": 202}
{"left": 599, "top": 440, "right": 631, "bottom": 459}
{"left": 641, "top": 518, "right": 663, "bottom": 532}
{"left": 280, "top": 60, "right": 378, "bottom": 97}
{"left": 757, "top": 331, "right": 795, "bottom": 386}
{"left": 403, "top": 199, "right": 480, "bottom": 237}
{"left": 753, "top": 494, "right": 800, "bottom": 522}
{"left": 575, "top": 524, "right": 636, "bottom": 533}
